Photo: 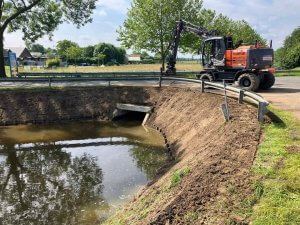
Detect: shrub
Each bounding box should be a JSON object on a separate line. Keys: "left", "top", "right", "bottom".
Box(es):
{"left": 47, "top": 58, "right": 61, "bottom": 68}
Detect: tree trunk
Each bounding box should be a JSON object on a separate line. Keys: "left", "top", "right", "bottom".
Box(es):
{"left": 161, "top": 54, "right": 165, "bottom": 71}
{"left": 0, "top": 33, "right": 7, "bottom": 77}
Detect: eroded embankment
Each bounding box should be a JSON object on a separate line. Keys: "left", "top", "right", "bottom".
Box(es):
{"left": 0, "top": 87, "right": 261, "bottom": 224}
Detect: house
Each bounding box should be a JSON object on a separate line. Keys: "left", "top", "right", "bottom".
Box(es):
{"left": 5, "top": 47, "right": 48, "bottom": 66}
{"left": 128, "top": 54, "right": 141, "bottom": 63}
{"left": 31, "top": 52, "right": 48, "bottom": 67}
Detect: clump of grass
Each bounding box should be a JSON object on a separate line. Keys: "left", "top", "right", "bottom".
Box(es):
{"left": 249, "top": 107, "right": 300, "bottom": 224}
{"left": 170, "top": 167, "right": 191, "bottom": 188}
{"left": 184, "top": 211, "right": 199, "bottom": 223}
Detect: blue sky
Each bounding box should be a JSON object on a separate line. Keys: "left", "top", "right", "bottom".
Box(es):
{"left": 4, "top": 0, "right": 300, "bottom": 50}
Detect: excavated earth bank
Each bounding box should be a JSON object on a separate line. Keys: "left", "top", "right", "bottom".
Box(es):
{"left": 0, "top": 87, "right": 261, "bottom": 224}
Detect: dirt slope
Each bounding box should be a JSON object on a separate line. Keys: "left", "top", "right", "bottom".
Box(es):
{"left": 0, "top": 87, "right": 261, "bottom": 224}
{"left": 106, "top": 88, "right": 261, "bottom": 225}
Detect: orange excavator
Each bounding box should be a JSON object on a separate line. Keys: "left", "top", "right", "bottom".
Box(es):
{"left": 165, "top": 20, "right": 275, "bottom": 91}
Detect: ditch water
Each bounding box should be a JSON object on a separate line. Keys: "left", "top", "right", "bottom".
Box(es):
{"left": 0, "top": 120, "right": 168, "bottom": 225}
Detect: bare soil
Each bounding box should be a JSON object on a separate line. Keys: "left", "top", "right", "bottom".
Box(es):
{"left": 106, "top": 88, "right": 261, "bottom": 225}
{"left": 0, "top": 86, "right": 261, "bottom": 224}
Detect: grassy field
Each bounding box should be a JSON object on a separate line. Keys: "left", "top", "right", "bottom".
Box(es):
{"left": 244, "top": 108, "right": 300, "bottom": 224}
{"left": 18, "top": 61, "right": 203, "bottom": 73}
{"left": 276, "top": 67, "right": 300, "bottom": 77}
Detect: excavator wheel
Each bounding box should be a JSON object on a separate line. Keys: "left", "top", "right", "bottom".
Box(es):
{"left": 238, "top": 73, "right": 260, "bottom": 92}
{"left": 199, "top": 73, "right": 214, "bottom": 82}
{"left": 259, "top": 72, "right": 275, "bottom": 90}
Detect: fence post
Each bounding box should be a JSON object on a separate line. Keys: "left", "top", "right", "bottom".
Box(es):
{"left": 258, "top": 102, "right": 268, "bottom": 123}
{"left": 238, "top": 90, "right": 245, "bottom": 104}
{"left": 201, "top": 80, "right": 205, "bottom": 93}
{"left": 48, "top": 78, "right": 51, "bottom": 88}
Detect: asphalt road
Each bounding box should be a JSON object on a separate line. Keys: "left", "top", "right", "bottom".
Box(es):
{"left": 258, "top": 77, "right": 300, "bottom": 119}
{"left": 0, "top": 76, "right": 299, "bottom": 119}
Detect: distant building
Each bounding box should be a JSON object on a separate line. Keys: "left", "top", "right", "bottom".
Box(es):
{"left": 128, "top": 54, "right": 141, "bottom": 63}
{"left": 31, "top": 52, "right": 48, "bottom": 67}
{"left": 5, "top": 47, "right": 48, "bottom": 66}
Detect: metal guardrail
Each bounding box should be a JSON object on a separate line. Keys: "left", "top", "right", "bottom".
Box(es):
{"left": 17, "top": 71, "right": 199, "bottom": 78}
{"left": 0, "top": 75, "right": 269, "bottom": 123}
{"left": 16, "top": 69, "right": 300, "bottom": 78}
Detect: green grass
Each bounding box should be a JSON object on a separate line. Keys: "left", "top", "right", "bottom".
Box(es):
{"left": 276, "top": 67, "right": 300, "bottom": 77}
{"left": 249, "top": 107, "right": 300, "bottom": 225}
{"left": 170, "top": 167, "right": 191, "bottom": 188}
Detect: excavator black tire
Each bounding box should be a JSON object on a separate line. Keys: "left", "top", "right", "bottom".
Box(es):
{"left": 199, "top": 73, "right": 214, "bottom": 82}
{"left": 238, "top": 73, "right": 260, "bottom": 92}
{"left": 259, "top": 72, "right": 275, "bottom": 90}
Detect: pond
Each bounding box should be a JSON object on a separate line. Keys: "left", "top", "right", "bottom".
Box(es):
{"left": 0, "top": 120, "right": 168, "bottom": 225}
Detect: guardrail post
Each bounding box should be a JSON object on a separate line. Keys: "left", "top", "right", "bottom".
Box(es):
{"left": 48, "top": 78, "right": 51, "bottom": 88}
{"left": 258, "top": 102, "right": 268, "bottom": 123}
{"left": 238, "top": 90, "right": 245, "bottom": 104}
{"left": 201, "top": 80, "right": 205, "bottom": 93}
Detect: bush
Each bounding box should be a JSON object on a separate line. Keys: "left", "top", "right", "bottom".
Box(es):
{"left": 47, "top": 59, "right": 61, "bottom": 68}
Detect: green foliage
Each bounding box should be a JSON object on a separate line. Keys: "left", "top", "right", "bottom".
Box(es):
{"left": 57, "top": 40, "right": 79, "bottom": 60}
{"left": 28, "top": 43, "right": 46, "bottom": 54}
{"left": 2, "top": 0, "right": 97, "bottom": 43}
{"left": 66, "top": 46, "right": 82, "bottom": 63}
{"left": 118, "top": 0, "right": 264, "bottom": 67}
{"left": 47, "top": 58, "right": 61, "bottom": 68}
{"left": 94, "top": 43, "right": 126, "bottom": 65}
{"left": 170, "top": 167, "right": 190, "bottom": 188}
{"left": 118, "top": 0, "right": 204, "bottom": 68}
{"left": 275, "top": 27, "right": 300, "bottom": 69}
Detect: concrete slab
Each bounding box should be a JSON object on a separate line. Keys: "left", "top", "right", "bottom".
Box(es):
{"left": 116, "top": 103, "right": 153, "bottom": 113}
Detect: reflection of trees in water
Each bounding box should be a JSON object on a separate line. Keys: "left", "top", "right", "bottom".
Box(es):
{"left": 130, "top": 145, "right": 167, "bottom": 179}
{"left": 0, "top": 144, "right": 109, "bottom": 225}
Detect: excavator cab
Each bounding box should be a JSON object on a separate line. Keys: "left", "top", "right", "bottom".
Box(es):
{"left": 202, "top": 37, "right": 233, "bottom": 69}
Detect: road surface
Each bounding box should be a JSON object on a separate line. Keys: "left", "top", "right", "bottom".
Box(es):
{"left": 0, "top": 76, "right": 299, "bottom": 119}
{"left": 259, "top": 77, "right": 300, "bottom": 120}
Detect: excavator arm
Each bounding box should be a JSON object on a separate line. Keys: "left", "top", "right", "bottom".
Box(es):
{"left": 166, "top": 20, "right": 214, "bottom": 75}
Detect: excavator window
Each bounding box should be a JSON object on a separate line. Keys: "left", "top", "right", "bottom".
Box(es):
{"left": 202, "top": 38, "right": 226, "bottom": 68}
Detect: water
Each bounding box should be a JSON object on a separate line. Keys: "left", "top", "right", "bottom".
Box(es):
{"left": 0, "top": 121, "right": 168, "bottom": 225}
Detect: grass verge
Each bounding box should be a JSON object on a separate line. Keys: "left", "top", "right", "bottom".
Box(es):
{"left": 249, "top": 107, "right": 300, "bottom": 224}
{"left": 276, "top": 67, "right": 300, "bottom": 77}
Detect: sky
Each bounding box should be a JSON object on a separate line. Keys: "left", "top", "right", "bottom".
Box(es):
{"left": 4, "top": 0, "right": 300, "bottom": 50}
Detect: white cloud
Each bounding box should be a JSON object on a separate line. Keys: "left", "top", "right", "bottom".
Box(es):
{"left": 96, "top": 0, "right": 130, "bottom": 14}
{"left": 98, "top": 9, "right": 107, "bottom": 16}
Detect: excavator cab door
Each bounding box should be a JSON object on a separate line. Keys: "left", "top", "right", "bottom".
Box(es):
{"left": 202, "top": 38, "right": 226, "bottom": 68}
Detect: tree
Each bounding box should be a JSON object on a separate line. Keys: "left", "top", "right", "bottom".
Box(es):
{"left": 93, "top": 52, "right": 105, "bottom": 66}
{"left": 66, "top": 46, "right": 82, "bottom": 65}
{"left": 118, "top": 0, "right": 204, "bottom": 70}
{"left": 56, "top": 40, "right": 79, "bottom": 60}
{"left": 93, "top": 43, "right": 126, "bottom": 65}
{"left": 118, "top": 0, "right": 265, "bottom": 70}
{"left": 0, "top": 0, "right": 97, "bottom": 77}
{"left": 275, "top": 27, "right": 300, "bottom": 69}
{"left": 28, "top": 43, "right": 46, "bottom": 54}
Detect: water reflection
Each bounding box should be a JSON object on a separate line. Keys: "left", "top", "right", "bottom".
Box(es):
{"left": 0, "top": 121, "right": 167, "bottom": 225}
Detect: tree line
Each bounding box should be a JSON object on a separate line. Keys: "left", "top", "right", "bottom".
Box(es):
{"left": 28, "top": 41, "right": 127, "bottom": 66}
{"left": 275, "top": 27, "right": 300, "bottom": 69}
